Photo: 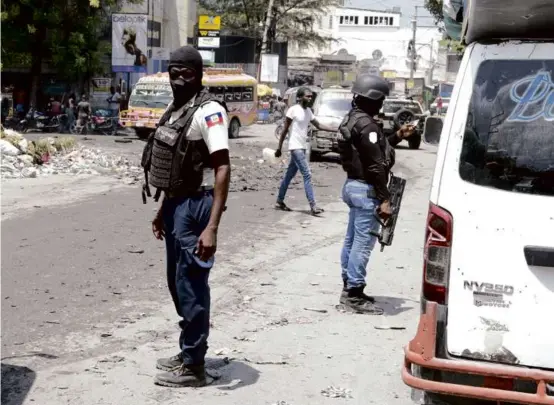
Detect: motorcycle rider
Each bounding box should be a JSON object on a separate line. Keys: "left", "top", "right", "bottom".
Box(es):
{"left": 337, "top": 74, "right": 415, "bottom": 314}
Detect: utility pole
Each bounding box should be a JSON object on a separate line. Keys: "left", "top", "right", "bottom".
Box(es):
{"left": 257, "top": 0, "right": 275, "bottom": 82}
{"left": 428, "top": 38, "right": 434, "bottom": 84}
{"left": 409, "top": 6, "right": 417, "bottom": 80}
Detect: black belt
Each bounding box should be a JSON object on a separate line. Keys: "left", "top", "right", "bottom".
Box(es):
{"left": 166, "top": 186, "right": 214, "bottom": 199}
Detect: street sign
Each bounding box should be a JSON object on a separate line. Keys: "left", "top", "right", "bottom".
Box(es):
{"left": 198, "top": 15, "right": 221, "bottom": 31}
{"left": 198, "top": 37, "right": 220, "bottom": 49}
{"left": 407, "top": 79, "right": 415, "bottom": 89}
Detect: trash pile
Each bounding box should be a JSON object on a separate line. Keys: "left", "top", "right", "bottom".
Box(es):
{"left": 0, "top": 128, "right": 142, "bottom": 182}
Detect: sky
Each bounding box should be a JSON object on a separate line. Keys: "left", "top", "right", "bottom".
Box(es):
{"left": 345, "top": 0, "right": 435, "bottom": 28}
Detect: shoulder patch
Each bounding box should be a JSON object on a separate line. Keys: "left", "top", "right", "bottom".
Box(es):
{"left": 369, "top": 132, "right": 378, "bottom": 143}
{"left": 205, "top": 112, "right": 224, "bottom": 128}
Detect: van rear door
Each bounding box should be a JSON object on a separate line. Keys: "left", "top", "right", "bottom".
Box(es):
{"left": 437, "top": 42, "right": 554, "bottom": 369}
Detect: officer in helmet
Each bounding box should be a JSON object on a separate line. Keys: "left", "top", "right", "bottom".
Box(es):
{"left": 337, "top": 74, "right": 415, "bottom": 314}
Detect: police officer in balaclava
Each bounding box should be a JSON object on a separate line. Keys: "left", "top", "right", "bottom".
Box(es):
{"left": 337, "top": 74, "right": 415, "bottom": 314}
{"left": 143, "top": 46, "right": 231, "bottom": 387}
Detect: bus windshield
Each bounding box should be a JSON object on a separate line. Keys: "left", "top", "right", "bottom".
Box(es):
{"left": 129, "top": 83, "right": 173, "bottom": 109}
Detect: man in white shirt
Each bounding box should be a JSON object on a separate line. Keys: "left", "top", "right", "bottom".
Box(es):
{"left": 146, "top": 46, "right": 231, "bottom": 388}
{"left": 275, "top": 87, "right": 337, "bottom": 215}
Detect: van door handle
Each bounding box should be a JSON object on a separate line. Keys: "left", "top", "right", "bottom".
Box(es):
{"left": 524, "top": 246, "right": 554, "bottom": 267}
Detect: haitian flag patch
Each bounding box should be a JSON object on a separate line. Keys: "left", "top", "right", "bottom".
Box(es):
{"left": 205, "top": 112, "right": 224, "bottom": 128}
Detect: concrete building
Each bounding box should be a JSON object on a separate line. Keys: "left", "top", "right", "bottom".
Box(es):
{"left": 288, "top": 5, "right": 442, "bottom": 87}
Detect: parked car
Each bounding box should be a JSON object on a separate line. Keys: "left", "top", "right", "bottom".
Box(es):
{"left": 309, "top": 87, "right": 352, "bottom": 159}
{"left": 379, "top": 97, "right": 426, "bottom": 149}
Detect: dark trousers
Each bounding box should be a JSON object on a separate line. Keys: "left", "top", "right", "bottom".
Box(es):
{"left": 163, "top": 191, "right": 214, "bottom": 365}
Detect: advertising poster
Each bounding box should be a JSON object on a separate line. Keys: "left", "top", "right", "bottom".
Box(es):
{"left": 112, "top": 13, "right": 148, "bottom": 73}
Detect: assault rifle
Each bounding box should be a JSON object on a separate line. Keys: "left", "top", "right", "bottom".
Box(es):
{"left": 371, "top": 174, "right": 407, "bottom": 252}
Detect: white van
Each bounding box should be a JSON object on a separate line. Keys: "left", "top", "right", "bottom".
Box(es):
{"left": 402, "top": 1, "right": 554, "bottom": 404}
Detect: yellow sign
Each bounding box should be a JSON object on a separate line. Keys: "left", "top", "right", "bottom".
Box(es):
{"left": 406, "top": 79, "right": 415, "bottom": 89}
{"left": 382, "top": 71, "right": 396, "bottom": 79}
{"left": 198, "top": 15, "right": 221, "bottom": 31}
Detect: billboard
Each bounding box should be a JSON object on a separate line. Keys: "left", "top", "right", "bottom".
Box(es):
{"left": 112, "top": 13, "right": 148, "bottom": 73}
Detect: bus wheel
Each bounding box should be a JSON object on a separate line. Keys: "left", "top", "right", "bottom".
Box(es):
{"left": 229, "top": 118, "right": 240, "bottom": 139}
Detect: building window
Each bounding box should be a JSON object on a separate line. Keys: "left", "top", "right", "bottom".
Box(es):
{"left": 364, "top": 16, "right": 368, "bottom": 25}
{"left": 318, "top": 17, "right": 323, "bottom": 28}
{"left": 339, "top": 15, "right": 344, "bottom": 24}
{"left": 389, "top": 17, "right": 394, "bottom": 25}
{"left": 354, "top": 16, "right": 359, "bottom": 24}
{"left": 379, "top": 17, "right": 384, "bottom": 24}
{"left": 369, "top": 16, "right": 374, "bottom": 25}
{"left": 329, "top": 15, "right": 333, "bottom": 29}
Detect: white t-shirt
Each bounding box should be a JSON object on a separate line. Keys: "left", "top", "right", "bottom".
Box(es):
{"left": 167, "top": 100, "right": 229, "bottom": 186}
{"left": 286, "top": 104, "right": 314, "bottom": 150}
{"left": 110, "top": 92, "right": 121, "bottom": 111}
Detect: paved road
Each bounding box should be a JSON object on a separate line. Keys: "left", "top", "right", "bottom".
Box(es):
{"left": 1, "top": 124, "right": 437, "bottom": 405}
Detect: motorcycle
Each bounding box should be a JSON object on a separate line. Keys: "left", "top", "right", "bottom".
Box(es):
{"left": 20, "top": 108, "right": 66, "bottom": 133}
{"left": 70, "top": 109, "right": 118, "bottom": 135}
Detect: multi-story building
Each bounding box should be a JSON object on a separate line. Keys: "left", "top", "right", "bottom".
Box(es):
{"left": 288, "top": 5, "right": 442, "bottom": 87}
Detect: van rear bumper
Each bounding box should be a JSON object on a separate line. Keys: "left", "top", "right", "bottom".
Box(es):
{"left": 402, "top": 301, "right": 554, "bottom": 405}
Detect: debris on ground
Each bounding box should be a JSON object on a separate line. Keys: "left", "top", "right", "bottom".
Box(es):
{"left": 243, "top": 356, "right": 288, "bottom": 365}
{"left": 0, "top": 129, "right": 142, "bottom": 182}
{"left": 304, "top": 307, "right": 328, "bottom": 314}
{"left": 229, "top": 141, "right": 329, "bottom": 193}
{"left": 321, "top": 386, "right": 353, "bottom": 398}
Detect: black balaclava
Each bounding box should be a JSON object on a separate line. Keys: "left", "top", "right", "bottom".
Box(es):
{"left": 354, "top": 95, "right": 384, "bottom": 117}
{"left": 168, "top": 46, "right": 204, "bottom": 108}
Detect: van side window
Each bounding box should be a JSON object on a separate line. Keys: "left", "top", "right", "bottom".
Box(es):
{"left": 459, "top": 60, "right": 554, "bottom": 196}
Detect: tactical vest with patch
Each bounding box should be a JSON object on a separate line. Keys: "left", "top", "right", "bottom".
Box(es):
{"left": 140, "top": 89, "right": 226, "bottom": 203}
{"left": 337, "top": 108, "right": 395, "bottom": 178}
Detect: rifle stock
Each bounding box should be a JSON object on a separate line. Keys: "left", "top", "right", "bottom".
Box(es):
{"left": 372, "top": 174, "right": 407, "bottom": 252}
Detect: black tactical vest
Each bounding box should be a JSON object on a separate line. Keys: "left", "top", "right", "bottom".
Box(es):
{"left": 141, "top": 89, "right": 226, "bottom": 203}
{"left": 337, "top": 108, "right": 395, "bottom": 178}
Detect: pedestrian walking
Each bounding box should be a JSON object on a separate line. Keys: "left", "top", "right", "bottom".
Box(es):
{"left": 66, "top": 94, "right": 76, "bottom": 132}
{"left": 274, "top": 87, "right": 337, "bottom": 215}
{"left": 142, "top": 46, "right": 231, "bottom": 388}
{"left": 337, "top": 75, "right": 415, "bottom": 314}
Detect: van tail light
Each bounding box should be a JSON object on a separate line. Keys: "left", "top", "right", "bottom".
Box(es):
{"left": 422, "top": 203, "right": 453, "bottom": 305}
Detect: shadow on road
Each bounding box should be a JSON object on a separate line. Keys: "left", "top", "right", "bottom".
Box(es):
{"left": 1, "top": 363, "right": 36, "bottom": 405}
{"left": 204, "top": 358, "right": 260, "bottom": 391}
{"left": 374, "top": 296, "right": 414, "bottom": 316}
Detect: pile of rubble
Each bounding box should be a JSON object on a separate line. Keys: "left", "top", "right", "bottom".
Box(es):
{"left": 0, "top": 129, "right": 142, "bottom": 182}
{"left": 230, "top": 154, "right": 326, "bottom": 193}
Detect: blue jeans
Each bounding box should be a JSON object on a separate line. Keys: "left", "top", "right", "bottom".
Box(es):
{"left": 277, "top": 149, "right": 316, "bottom": 208}
{"left": 340, "top": 179, "right": 380, "bottom": 289}
{"left": 163, "top": 192, "right": 214, "bottom": 366}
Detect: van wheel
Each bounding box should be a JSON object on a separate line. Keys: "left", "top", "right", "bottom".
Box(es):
{"left": 229, "top": 118, "right": 240, "bottom": 139}
{"left": 408, "top": 134, "right": 422, "bottom": 150}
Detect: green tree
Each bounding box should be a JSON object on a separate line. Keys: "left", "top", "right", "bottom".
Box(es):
{"left": 424, "top": 0, "right": 444, "bottom": 25}
{"left": 1, "top": 0, "right": 142, "bottom": 105}
{"left": 199, "top": 0, "right": 340, "bottom": 61}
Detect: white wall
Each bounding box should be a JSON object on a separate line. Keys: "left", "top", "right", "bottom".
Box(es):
{"left": 290, "top": 6, "right": 442, "bottom": 80}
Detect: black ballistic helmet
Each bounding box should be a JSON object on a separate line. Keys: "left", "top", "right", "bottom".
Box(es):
{"left": 351, "top": 74, "right": 390, "bottom": 101}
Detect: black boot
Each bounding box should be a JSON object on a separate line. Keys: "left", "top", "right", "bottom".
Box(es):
{"left": 343, "top": 287, "right": 383, "bottom": 315}
{"left": 156, "top": 353, "right": 183, "bottom": 371}
{"left": 155, "top": 364, "right": 208, "bottom": 387}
